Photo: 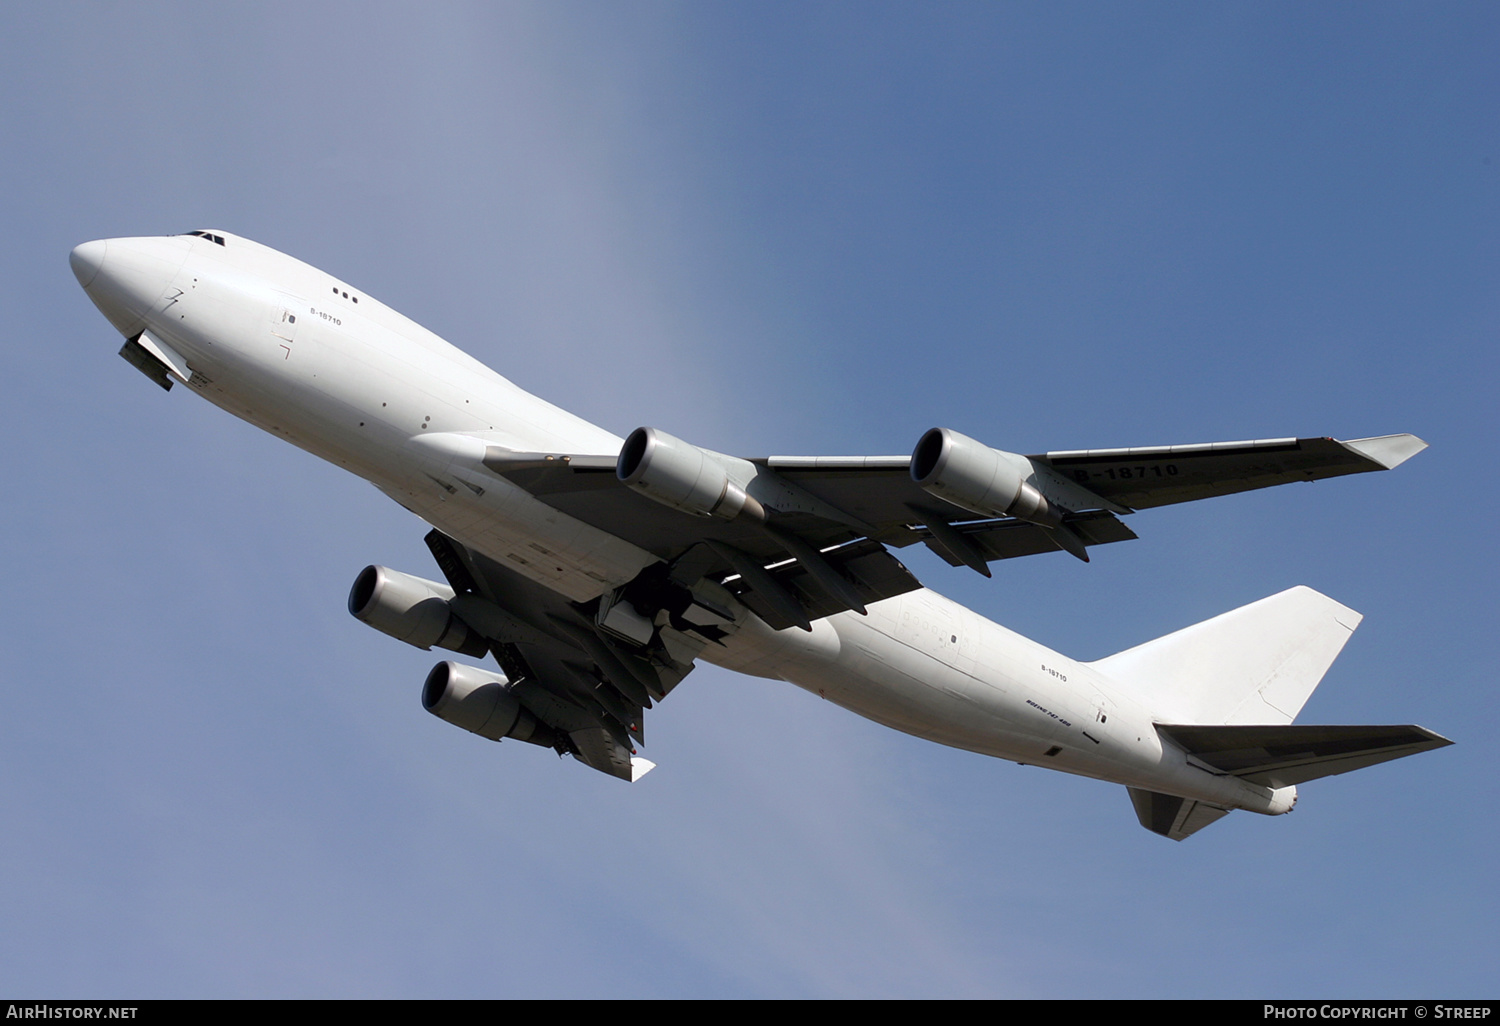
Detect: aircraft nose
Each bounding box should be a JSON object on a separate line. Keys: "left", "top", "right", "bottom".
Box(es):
{"left": 70, "top": 235, "right": 191, "bottom": 338}
{"left": 70, "top": 239, "right": 107, "bottom": 288}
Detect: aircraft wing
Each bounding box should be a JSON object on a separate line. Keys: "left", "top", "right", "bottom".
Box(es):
{"left": 485, "top": 452, "right": 935, "bottom": 630}
{"left": 761, "top": 434, "right": 1426, "bottom": 516}
{"left": 416, "top": 430, "right": 1426, "bottom": 778}
{"left": 484, "top": 449, "right": 1134, "bottom": 627}
{"left": 483, "top": 432, "right": 1419, "bottom": 624}
{"left": 424, "top": 529, "right": 692, "bottom": 780}
{"left": 1031, "top": 433, "right": 1427, "bottom": 510}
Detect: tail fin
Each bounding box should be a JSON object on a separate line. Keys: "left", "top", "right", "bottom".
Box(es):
{"left": 1102, "top": 588, "right": 1454, "bottom": 841}
{"left": 1091, "top": 585, "right": 1361, "bottom": 725}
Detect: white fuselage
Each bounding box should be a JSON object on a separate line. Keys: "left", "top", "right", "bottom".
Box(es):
{"left": 72, "top": 231, "right": 1289, "bottom": 815}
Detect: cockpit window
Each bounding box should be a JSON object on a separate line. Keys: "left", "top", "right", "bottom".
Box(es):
{"left": 180, "top": 230, "right": 226, "bottom": 246}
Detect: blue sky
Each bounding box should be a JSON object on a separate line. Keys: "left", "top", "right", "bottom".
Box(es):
{"left": 2, "top": 2, "right": 1495, "bottom": 998}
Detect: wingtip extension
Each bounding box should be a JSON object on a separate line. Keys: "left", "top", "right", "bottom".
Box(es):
{"left": 1342, "top": 433, "right": 1429, "bottom": 470}
{"left": 1411, "top": 725, "right": 1456, "bottom": 749}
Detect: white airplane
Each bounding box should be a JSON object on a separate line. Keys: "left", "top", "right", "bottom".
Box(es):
{"left": 71, "top": 229, "right": 1451, "bottom": 840}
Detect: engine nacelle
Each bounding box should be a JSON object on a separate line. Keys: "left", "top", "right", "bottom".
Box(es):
{"left": 348, "top": 565, "right": 488, "bottom": 657}
{"left": 422, "top": 661, "right": 555, "bottom": 747}
{"left": 910, "top": 427, "right": 1062, "bottom": 527}
{"left": 617, "top": 426, "right": 764, "bottom": 520}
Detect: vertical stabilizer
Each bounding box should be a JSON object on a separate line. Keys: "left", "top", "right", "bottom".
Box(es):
{"left": 1091, "top": 586, "right": 1361, "bottom": 725}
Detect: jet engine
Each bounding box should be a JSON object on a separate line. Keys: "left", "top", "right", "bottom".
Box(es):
{"left": 422, "top": 661, "right": 556, "bottom": 747}
{"left": 910, "top": 427, "right": 1062, "bottom": 528}
{"left": 348, "top": 565, "right": 488, "bottom": 657}
{"left": 617, "top": 426, "right": 764, "bottom": 521}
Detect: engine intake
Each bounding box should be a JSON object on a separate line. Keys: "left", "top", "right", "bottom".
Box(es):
{"left": 911, "top": 427, "right": 1061, "bottom": 527}
{"left": 422, "top": 661, "right": 555, "bottom": 747}
{"left": 617, "top": 427, "right": 763, "bottom": 521}
{"left": 348, "top": 565, "right": 488, "bottom": 657}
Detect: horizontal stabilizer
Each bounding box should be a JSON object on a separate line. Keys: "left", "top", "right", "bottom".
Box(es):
{"left": 1155, "top": 723, "right": 1453, "bottom": 789}
{"left": 1127, "top": 787, "right": 1231, "bottom": 841}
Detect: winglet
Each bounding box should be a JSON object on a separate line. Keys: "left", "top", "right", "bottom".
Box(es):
{"left": 1342, "top": 434, "right": 1428, "bottom": 470}
{"left": 630, "top": 757, "right": 657, "bottom": 782}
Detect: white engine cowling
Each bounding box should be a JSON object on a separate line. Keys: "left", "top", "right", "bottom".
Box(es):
{"left": 616, "top": 427, "right": 762, "bottom": 520}
{"left": 422, "top": 661, "right": 553, "bottom": 746}
{"left": 910, "top": 427, "right": 1061, "bottom": 527}
{"left": 348, "top": 565, "right": 488, "bottom": 657}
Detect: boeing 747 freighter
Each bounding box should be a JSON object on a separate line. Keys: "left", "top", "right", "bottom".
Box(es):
{"left": 71, "top": 230, "right": 1450, "bottom": 840}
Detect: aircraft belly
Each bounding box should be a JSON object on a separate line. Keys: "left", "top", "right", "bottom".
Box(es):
{"left": 707, "top": 592, "right": 1075, "bottom": 760}
{"left": 706, "top": 590, "right": 1271, "bottom": 808}
{"left": 374, "top": 475, "right": 658, "bottom": 602}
